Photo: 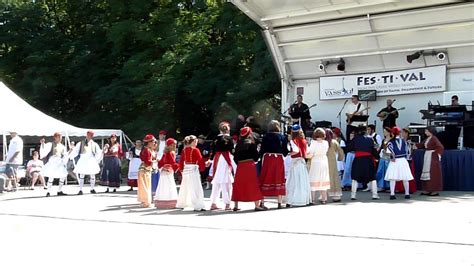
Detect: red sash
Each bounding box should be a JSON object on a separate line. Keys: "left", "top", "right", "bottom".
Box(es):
{"left": 355, "top": 151, "right": 376, "bottom": 167}
{"left": 212, "top": 151, "right": 234, "bottom": 176}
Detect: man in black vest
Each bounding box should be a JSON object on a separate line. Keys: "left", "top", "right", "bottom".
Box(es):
{"left": 288, "top": 95, "right": 312, "bottom": 134}
{"left": 377, "top": 99, "right": 398, "bottom": 128}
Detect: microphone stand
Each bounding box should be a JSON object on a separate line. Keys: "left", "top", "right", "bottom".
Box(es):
{"left": 337, "top": 100, "right": 349, "bottom": 129}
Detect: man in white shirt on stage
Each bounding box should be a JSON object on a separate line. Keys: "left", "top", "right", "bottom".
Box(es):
{"left": 345, "top": 95, "right": 367, "bottom": 138}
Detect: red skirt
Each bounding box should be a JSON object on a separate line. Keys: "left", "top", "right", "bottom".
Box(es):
{"left": 127, "top": 179, "right": 138, "bottom": 187}
{"left": 395, "top": 159, "right": 417, "bottom": 194}
{"left": 232, "top": 160, "right": 263, "bottom": 202}
{"left": 260, "top": 154, "right": 286, "bottom": 197}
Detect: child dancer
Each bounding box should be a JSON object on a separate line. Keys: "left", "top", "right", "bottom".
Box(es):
{"left": 307, "top": 128, "right": 330, "bottom": 204}
{"left": 154, "top": 138, "right": 179, "bottom": 208}
{"left": 177, "top": 135, "right": 207, "bottom": 211}
{"left": 286, "top": 125, "right": 311, "bottom": 207}
{"left": 384, "top": 127, "right": 414, "bottom": 199}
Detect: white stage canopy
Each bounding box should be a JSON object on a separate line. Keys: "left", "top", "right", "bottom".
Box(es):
{"left": 231, "top": 0, "right": 474, "bottom": 130}
{"left": 0, "top": 81, "right": 122, "bottom": 137}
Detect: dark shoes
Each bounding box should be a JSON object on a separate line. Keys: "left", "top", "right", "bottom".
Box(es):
{"left": 77, "top": 190, "right": 83, "bottom": 195}
{"left": 57, "top": 191, "right": 67, "bottom": 196}
{"left": 277, "top": 203, "right": 282, "bottom": 209}
{"left": 105, "top": 188, "right": 109, "bottom": 193}
{"left": 90, "top": 189, "right": 96, "bottom": 194}
{"left": 405, "top": 195, "right": 411, "bottom": 199}
{"left": 254, "top": 206, "right": 267, "bottom": 211}
{"left": 390, "top": 195, "right": 396, "bottom": 200}
{"left": 46, "top": 192, "right": 50, "bottom": 197}
{"left": 127, "top": 187, "right": 134, "bottom": 191}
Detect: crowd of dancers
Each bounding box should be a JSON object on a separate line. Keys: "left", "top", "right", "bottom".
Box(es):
{"left": 3, "top": 116, "right": 444, "bottom": 211}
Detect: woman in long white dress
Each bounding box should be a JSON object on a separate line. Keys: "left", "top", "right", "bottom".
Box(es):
{"left": 176, "top": 135, "right": 208, "bottom": 211}
{"left": 306, "top": 128, "right": 331, "bottom": 204}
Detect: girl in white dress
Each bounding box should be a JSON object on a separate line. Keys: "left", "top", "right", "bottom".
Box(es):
{"left": 306, "top": 128, "right": 331, "bottom": 204}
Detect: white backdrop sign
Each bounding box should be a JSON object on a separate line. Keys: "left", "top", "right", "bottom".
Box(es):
{"left": 319, "top": 65, "right": 446, "bottom": 100}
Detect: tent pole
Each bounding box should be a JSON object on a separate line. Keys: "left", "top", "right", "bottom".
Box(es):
{"left": 65, "top": 131, "right": 69, "bottom": 186}
{"left": 2, "top": 131, "right": 6, "bottom": 162}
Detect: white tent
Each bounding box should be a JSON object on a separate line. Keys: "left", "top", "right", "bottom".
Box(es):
{"left": 0, "top": 81, "right": 124, "bottom": 159}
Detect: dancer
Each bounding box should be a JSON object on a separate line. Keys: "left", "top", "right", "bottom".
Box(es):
{"left": 384, "top": 127, "right": 414, "bottom": 199}
{"left": 341, "top": 131, "right": 355, "bottom": 190}
{"left": 325, "top": 129, "right": 344, "bottom": 202}
{"left": 40, "top": 133, "right": 68, "bottom": 197}
{"left": 154, "top": 138, "right": 179, "bottom": 209}
{"left": 350, "top": 126, "right": 380, "bottom": 200}
{"left": 375, "top": 127, "right": 393, "bottom": 192}
{"left": 307, "top": 128, "right": 330, "bottom": 204}
{"left": 26, "top": 151, "right": 46, "bottom": 190}
{"left": 152, "top": 130, "right": 166, "bottom": 196}
{"left": 286, "top": 125, "right": 311, "bottom": 207}
{"left": 137, "top": 134, "right": 157, "bottom": 208}
{"left": 127, "top": 140, "right": 142, "bottom": 191}
{"left": 69, "top": 130, "right": 102, "bottom": 195}
{"left": 259, "top": 120, "right": 288, "bottom": 209}
{"left": 416, "top": 127, "right": 444, "bottom": 196}
{"left": 232, "top": 127, "right": 266, "bottom": 211}
{"left": 101, "top": 134, "right": 123, "bottom": 193}
{"left": 177, "top": 135, "right": 207, "bottom": 211}
{"left": 209, "top": 122, "right": 236, "bottom": 211}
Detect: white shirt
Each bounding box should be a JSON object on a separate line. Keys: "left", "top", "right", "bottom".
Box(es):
{"left": 370, "top": 133, "right": 383, "bottom": 149}
{"left": 6, "top": 135, "right": 23, "bottom": 165}
{"left": 345, "top": 102, "right": 366, "bottom": 127}
{"left": 157, "top": 140, "right": 166, "bottom": 160}
{"left": 69, "top": 139, "right": 103, "bottom": 162}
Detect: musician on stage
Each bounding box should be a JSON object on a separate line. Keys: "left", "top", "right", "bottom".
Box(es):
{"left": 377, "top": 99, "right": 398, "bottom": 128}
{"left": 345, "top": 95, "right": 367, "bottom": 138}
{"left": 288, "top": 94, "right": 312, "bottom": 133}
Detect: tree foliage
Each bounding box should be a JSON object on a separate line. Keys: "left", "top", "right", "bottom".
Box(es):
{"left": 0, "top": 0, "right": 279, "bottom": 139}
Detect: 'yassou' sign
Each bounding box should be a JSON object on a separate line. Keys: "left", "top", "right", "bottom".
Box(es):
{"left": 319, "top": 65, "right": 446, "bottom": 100}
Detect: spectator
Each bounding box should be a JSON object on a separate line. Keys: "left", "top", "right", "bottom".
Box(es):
{"left": 5, "top": 131, "right": 23, "bottom": 192}
{"left": 26, "top": 151, "right": 46, "bottom": 190}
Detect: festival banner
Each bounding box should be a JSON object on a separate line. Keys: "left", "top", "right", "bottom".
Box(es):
{"left": 319, "top": 65, "right": 446, "bottom": 100}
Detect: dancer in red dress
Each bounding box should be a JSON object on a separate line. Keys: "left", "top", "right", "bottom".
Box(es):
{"left": 232, "top": 127, "right": 266, "bottom": 211}
{"left": 259, "top": 120, "right": 289, "bottom": 209}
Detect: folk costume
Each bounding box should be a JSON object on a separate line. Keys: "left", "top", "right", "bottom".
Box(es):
{"left": 384, "top": 128, "right": 414, "bottom": 199}
{"left": 176, "top": 145, "right": 206, "bottom": 211}
{"left": 127, "top": 146, "right": 142, "bottom": 188}
{"left": 100, "top": 135, "right": 123, "bottom": 192}
{"left": 259, "top": 132, "right": 288, "bottom": 197}
{"left": 286, "top": 125, "right": 312, "bottom": 206}
{"left": 70, "top": 131, "right": 103, "bottom": 195}
{"left": 350, "top": 130, "right": 380, "bottom": 200}
{"left": 416, "top": 131, "right": 444, "bottom": 195}
{"left": 232, "top": 127, "right": 264, "bottom": 210}
{"left": 154, "top": 138, "right": 179, "bottom": 209}
{"left": 40, "top": 135, "right": 68, "bottom": 196}
{"left": 137, "top": 135, "right": 157, "bottom": 208}
{"left": 210, "top": 124, "right": 236, "bottom": 210}
{"left": 327, "top": 138, "right": 344, "bottom": 201}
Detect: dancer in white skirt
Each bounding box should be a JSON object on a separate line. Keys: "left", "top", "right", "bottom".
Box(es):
{"left": 307, "top": 128, "right": 331, "bottom": 204}
{"left": 384, "top": 127, "right": 413, "bottom": 200}
{"left": 177, "top": 135, "right": 208, "bottom": 211}
{"left": 40, "top": 132, "right": 68, "bottom": 197}
{"left": 154, "top": 138, "right": 179, "bottom": 209}
{"left": 209, "top": 122, "right": 236, "bottom": 211}
{"left": 127, "top": 140, "right": 142, "bottom": 191}
{"left": 69, "top": 130, "right": 103, "bottom": 195}
{"left": 286, "top": 125, "right": 312, "bottom": 207}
